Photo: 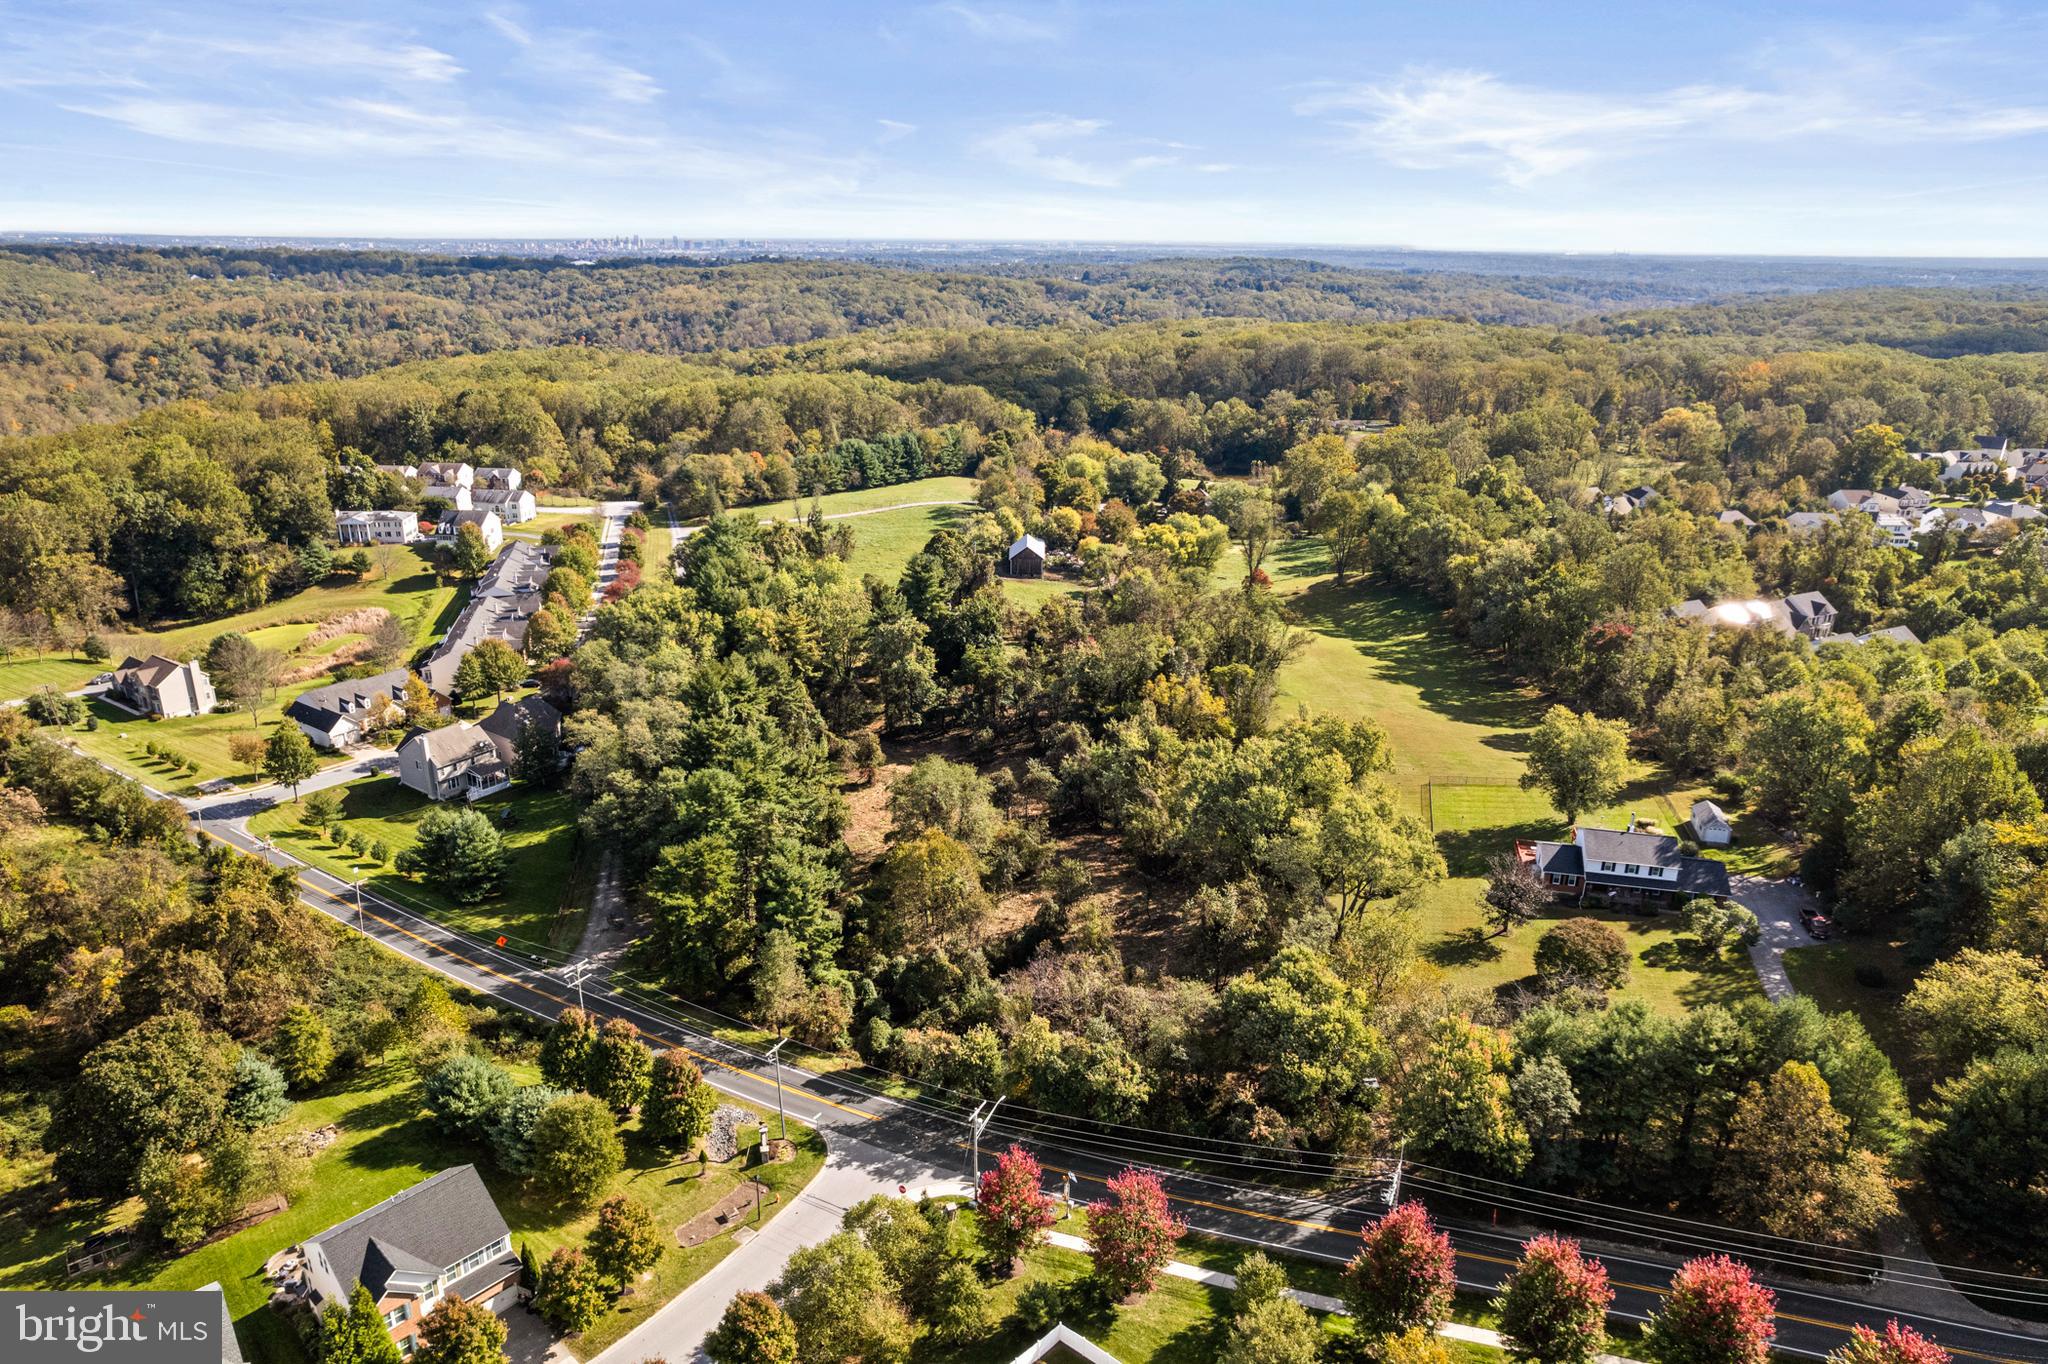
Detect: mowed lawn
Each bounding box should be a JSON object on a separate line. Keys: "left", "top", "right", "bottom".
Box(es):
{"left": 0, "top": 545, "right": 457, "bottom": 704}
{"left": 0, "top": 1057, "right": 823, "bottom": 1364}
{"left": 248, "top": 776, "right": 591, "bottom": 955}
{"left": 52, "top": 683, "right": 352, "bottom": 794}
{"left": 505, "top": 509, "right": 601, "bottom": 543}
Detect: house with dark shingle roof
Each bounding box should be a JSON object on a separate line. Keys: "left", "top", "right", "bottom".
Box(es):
{"left": 285, "top": 668, "right": 411, "bottom": 750}
{"left": 420, "top": 542, "right": 552, "bottom": 697}
{"left": 298, "top": 1166, "right": 518, "bottom": 1355}
{"left": 1519, "top": 825, "right": 1731, "bottom": 910}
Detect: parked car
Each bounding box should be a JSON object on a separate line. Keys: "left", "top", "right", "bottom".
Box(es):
{"left": 1800, "top": 906, "right": 1832, "bottom": 939}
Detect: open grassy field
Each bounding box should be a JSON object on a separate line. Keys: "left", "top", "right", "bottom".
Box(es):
{"left": 505, "top": 509, "right": 601, "bottom": 542}
{"left": 805, "top": 475, "right": 978, "bottom": 517}
{"left": 0, "top": 545, "right": 458, "bottom": 705}
{"left": 839, "top": 503, "right": 974, "bottom": 583}
{"left": 0, "top": 1057, "right": 822, "bottom": 1364}
{"left": 51, "top": 683, "right": 354, "bottom": 794}
{"left": 247, "top": 776, "right": 590, "bottom": 954}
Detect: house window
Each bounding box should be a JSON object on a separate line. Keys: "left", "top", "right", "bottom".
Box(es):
{"left": 1624, "top": 864, "right": 1641, "bottom": 875}
{"left": 1647, "top": 866, "right": 1665, "bottom": 878}
{"left": 383, "top": 1305, "right": 409, "bottom": 1328}
{"left": 1600, "top": 861, "right": 1616, "bottom": 871}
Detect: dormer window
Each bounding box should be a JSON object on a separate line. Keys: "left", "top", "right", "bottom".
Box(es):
{"left": 1647, "top": 866, "right": 1665, "bottom": 878}
{"left": 1600, "top": 861, "right": 1616, "bottom": 871}
{"left": 1624, "top": 864, "right": 1641, "bottom": 875}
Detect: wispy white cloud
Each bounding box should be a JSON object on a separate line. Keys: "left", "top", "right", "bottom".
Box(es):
{"left": 1300, "top": 60, "right": 2048, "bottom": 186}
{"left": 484, "top": 9, "right": 661, "bottom": 104}
{"left": 974, "top": 116, "right": 1173, "bottom": 187}
{"left": 877, "top": 118, "right": 918, "bottom": 142}
{"left": 934, "top": 3, "right": 1063, "bottom": 44}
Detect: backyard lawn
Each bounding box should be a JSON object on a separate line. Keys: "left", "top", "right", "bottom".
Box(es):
{"left": 51, "top": 684, "right": 352, "bottom": 794}
{"left": 0, "top": 1057, "right": 822, "bottom": 1364}
{"left": 1782, "top": 938, "right": 1926, "bottom": 1095}
{"left": 247, "top": 776, "right": 591, "bottom": 955}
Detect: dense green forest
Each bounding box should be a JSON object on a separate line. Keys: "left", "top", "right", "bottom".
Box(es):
{"left": 11, "top": 244, "right": 2048, "bottom": 439}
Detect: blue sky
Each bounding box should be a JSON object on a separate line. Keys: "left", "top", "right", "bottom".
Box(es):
{"left": 6, "top": 1, "right": 2048, "bottom": 254}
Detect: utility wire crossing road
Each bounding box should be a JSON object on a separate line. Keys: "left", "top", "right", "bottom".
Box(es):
{"left": 190, "top": 810, "right": 2048, "bottom": 1363}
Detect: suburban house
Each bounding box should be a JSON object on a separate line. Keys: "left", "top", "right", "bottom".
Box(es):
{"left": 1603, "top": 485, "right": 1660, "bottom": 517}
{"left": 1984, "top": 499, "right": 2045, "bottom": 522}
{"left": 108, "top": 654, "right": 216, "bottom": 718}
{"left": 475, "top": 466, "right": 521, "bottom": 492}
{"left": 1878, "top": 485, "right": 1934, "bottom": 514}
{"left": 420, "top": 542, "right": 552, "bottom": 697}
{"left": 1518, "top": 825, "right": 1733, "bottom": 910}
{"left": 1870, "top": 512, "right": 1914, "bottom": 548}
{"left": 1716, "top": 509, "right": 1756, "bottom": 531}
{"left": 1938, "top": 458, "right": 2010, "bottom": 485}
{"left": 286, "top": 668, "right": 411, "bottom": 749}
{"left": 438, "top": 508, "right": 505, "bottom": 554}
{"left": 419, "top": 461, "right": 475, "bottom": 510}
{"left": 373, "top": 463, "right": 419, "bottom": 481}
{"left": 1783, "top": 510, "right": 1838, "bottom": 535}
{"left": 397, "top": 696, "right": 562, "bottom": 801}
{"left": 1947, "top": 506, "right": 2014, "bottom": 536}
{"left": 336, "top": 509, "right": 423, "bottom": 545}
{"left": 1817, "top": 624, "right": 1923, "bottom": 647}
{"left": 1002, "top": 534, "right": 1046, "bottom": 578}
{"left": 1690, "top": 799, "right": 1733, "bottom": 847}
{"left": 1670, "top": 590, "right": 1836, "bottom": 641}
{"left": 294, "top": 1166, "right": 518, "bottom": 1358}
{"left": 470, "top": 485, "right": 537, "bottom": 525}
{"left": 1827, "top": 489, "right": 1900, "bottom": 514}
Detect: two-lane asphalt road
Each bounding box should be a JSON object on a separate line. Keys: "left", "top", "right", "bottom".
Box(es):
{"left": 189, "top": 808, "right": 2048, "bottom": 1363}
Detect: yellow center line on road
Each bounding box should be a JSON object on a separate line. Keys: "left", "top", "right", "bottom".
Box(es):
{"left": 202, "top": 828, "right": 881, "bottom": 1123}
{"left": 1011, "top": 1152, "right": 2031, "bottom": 1364}
{"left": 216, "top": 834, "right": 2036, "bottom": 1364}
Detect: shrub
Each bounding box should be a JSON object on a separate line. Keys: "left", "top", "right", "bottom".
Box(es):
{"left": 1494, "top": 1235, "right": 1614, "bottom": 1364}
{"left": 1014, "top": 1281, "right": 1067, "bottom": 1334}
{"left": 533, "top": 1248, "right": 610, "bottom": 1335}
{"left": 705, "top": 1290, "right": 799, "bottom": 1364}
{"left": 1827, "top": 1321, "right": 1950, "bottom": 1364}
{"left": 1533, "top": 919, "right": 1631, "bottom": 992}
{"left": 421, "top": 1055, "right": 518, "bottom": 1141}
{"left": 1342, "top": 1202, "right": 1457, "bottom": 1337}
{"left": 484, "top": 1084, "right": 569, "bottom": 1175}
{"left": 1642, "top": 1255, "right": 1775, "bottom": 1364}
{"left": 530, "top": 1094, "right": 624, "bottom": 1206}
{"left": 224, "top": 1051, "right": 291, "bottom": 1129}
{"left": 1086, "top": 1167, "right": 1186, "bottom": 1300}
{"left": 976, "top": 1144, "right": 1056, "bottom": 1272}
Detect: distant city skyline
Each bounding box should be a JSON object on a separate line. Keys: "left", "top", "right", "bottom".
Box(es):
{"left": 6, "top": 1, "right": 2048, "bottom": 255}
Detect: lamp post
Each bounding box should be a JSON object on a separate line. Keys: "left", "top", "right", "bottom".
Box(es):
{"left": 763, "top": 1038, "right": 789, "bottom": 1142}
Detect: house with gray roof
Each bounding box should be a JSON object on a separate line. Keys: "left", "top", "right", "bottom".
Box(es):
{"left": 397, "top": 696, "right": 562, "bottom": 801}
{"left": 1519, "top": 825, "right": 1731, "bottom": 910}
{"left": 297, "top": 1166, "right": 518, "bottom": 1356}
{"left": 1716, "top": 509, "right": 1756, "bottom": 531}
{"left": 285, "top": 668, "right": 410, "bottom": 749}
{"left": 1002, "top": 534, "right": 1046, "bottom": 578}
{"left": 1668, "top": 591, "right": 1836, "bottom": 641}
{"left": 420, "top": 542, "right": 552, "bottom": 697}
{"left": 109, "top": 653, "right": 216, "bottom": 719}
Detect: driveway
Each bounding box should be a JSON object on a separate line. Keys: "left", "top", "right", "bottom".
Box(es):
{"left": 1729, "top": 873, "right": 1823, "bottom": 1002}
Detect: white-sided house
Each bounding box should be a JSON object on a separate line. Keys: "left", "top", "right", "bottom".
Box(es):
{"left": 419, "top": 461, "right": 475, "bottom": 510}
{"left": 470, "top": 485, "right": 537, "bottom": 525}
{"left": 439, "top": 508, "right": 504, "bottom": 554}
{"left": 397, "top": 697, "right": 562, "bottom": 802}
{"left": 335, "top": 509, "right": 422, "bottom": 546}
{"left": 285, "top": 668, "right": 410, "bottom": 749}
{"left": 474, "top": 466, "right": 522, "bottom": 493}
{"left": 1691, "top": 799, "right": 1734, "bottom": 847}
{"left": 109, "top": 654, "right": 216, "bottom": 718}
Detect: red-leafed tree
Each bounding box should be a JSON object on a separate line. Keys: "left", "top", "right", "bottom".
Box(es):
{"left": 1342, "top": 1201, "right": 1458, "bottom": 1337}
{"left": 977, "top": 1144, "right": 1057, "bottom": 1274}
{"left": 1086, "top": 1167, "right": 1186, "bottom": 1300}
{"left": 1494, "top": 1234, "right": 1614, "bottom": 1364}
{"left": 1643, "top": 1255, "right": 1777, "bottom": 1364}
{"left": 1828, "top": 1322, "right": 1950, "bottom": 1364}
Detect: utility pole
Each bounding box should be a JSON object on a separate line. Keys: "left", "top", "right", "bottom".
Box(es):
{"left": 764, "top": 1038, "right": 789, "bottom": 1142}
{"left": 970, "top": 1097, "right": 1005, "bottom": 1189}
{"left": 1383, "top": 1139, "right": 1406, "bottom": 1207}
{"left": 561, "top": 959, "right": 600, "bottom": 1013}
{"left": 351, "top": 869, "right": 364, "bottom": 930}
